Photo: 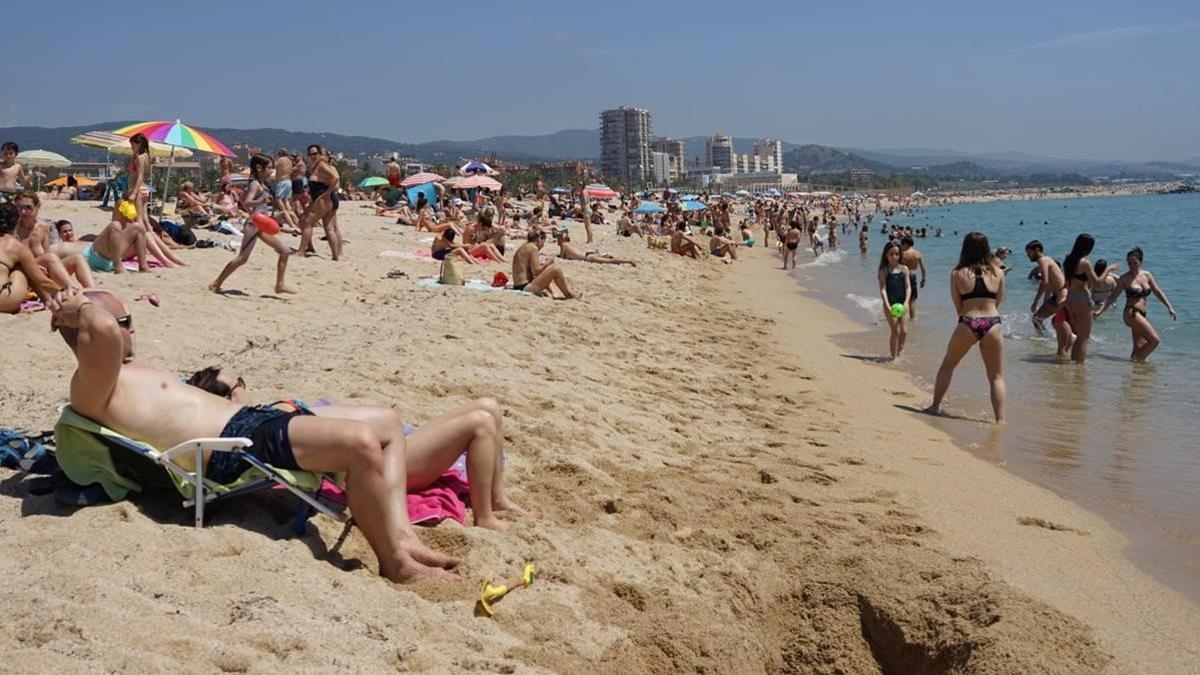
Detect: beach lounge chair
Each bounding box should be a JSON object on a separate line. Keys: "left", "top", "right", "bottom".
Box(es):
{"left": 53, "top": 406, "right": 345, "bottom": 531}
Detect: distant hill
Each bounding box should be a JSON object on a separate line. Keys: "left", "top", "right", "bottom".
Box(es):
{"left": 782, "top": 145, "right": 892, "bottom": 174}
{"left": 426, "top": 129, "right": 598, "bottom": 160}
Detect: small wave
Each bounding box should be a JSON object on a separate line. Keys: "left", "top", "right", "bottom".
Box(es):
{"left": 798, "top": 249, "right": 848, "bottom": 269}
{"left": 846, "top": 293, "right": 883, "bottom": 319}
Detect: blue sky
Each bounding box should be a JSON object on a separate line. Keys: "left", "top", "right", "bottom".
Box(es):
{"left": 6, "top": 1, "right": 1198, "bottom": 161}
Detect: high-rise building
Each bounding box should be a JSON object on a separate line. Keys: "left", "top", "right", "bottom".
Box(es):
{"left": 705, "top": 133, "right": 734, "bottom": 172}
{"left": 753, "top": 138, "right": 784, "bottom": 174}
{"left": 651, "top": 151, "right": 672, "bottom": 184}
{"left": 599, "top": 107, "right": 653, "bottom": 185}
{"left": 652, "top": 137, "right": 685, "bottom": 182}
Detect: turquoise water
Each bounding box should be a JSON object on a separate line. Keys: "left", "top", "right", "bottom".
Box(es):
{"left": 789, "top": 193, "right": 1200, "bottom": 604}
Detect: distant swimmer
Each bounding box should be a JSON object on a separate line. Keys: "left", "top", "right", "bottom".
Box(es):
{"left": 1094, "top": 247, "right": 1176, "bottom": 362}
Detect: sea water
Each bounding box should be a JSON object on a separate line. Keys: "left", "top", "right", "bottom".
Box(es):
{"left": 788, "top": 193, "right": 1200, "bottom": 604}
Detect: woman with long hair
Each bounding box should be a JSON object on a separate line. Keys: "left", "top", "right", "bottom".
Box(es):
{"left": 123, "top": 133, "right": 186, "bottom": 267}
{"left": 1061, "top": 233, "right": 1111, "bottom": 362}
{"left": 877, "top": 241, "right": 910, "bottom": 360}
{"left": 298, "top": 145, "right": 343, "bottom": 260}
{"left": 927, "top": 232, "right": 1007, "bottom": 423}
{"left": 1094, "top": 246, "right": 1176, "bottom": 361}
{"left": 209, "top": 155, "right": 296, "bottom": 295}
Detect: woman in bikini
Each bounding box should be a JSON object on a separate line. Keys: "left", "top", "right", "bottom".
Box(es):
{"left": 927, "top": 232, "right": 1007, "bottom": 423}
{"left": 878, "top": 241, "right": 911, "bottom": 361}
{"left": 124, "top": 134, "right": 186, "bottom": 268}
{"left": 209, "top": 155, "right": 297, "bottom": 295}
{"left": 1061, "top": 233, "right": 1114, "bottom": 363}
{"left": 783, "top": 223, "right": 801, "bottom": 269}
{"left": 1094, "top": 246, "right": 1176, "bottom": 362}
{"left": 0, "top": 202, "right": 59, "bottom": 314}
{"left": 298, "top": 145, "right": 343, "bottom": 260}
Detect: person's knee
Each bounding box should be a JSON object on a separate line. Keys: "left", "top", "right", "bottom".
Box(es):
{"left": 466, "top": 408, "right": 497, "bottom": 436}
{"left": 344, "top": 423, "right": 384, "bottom": 465}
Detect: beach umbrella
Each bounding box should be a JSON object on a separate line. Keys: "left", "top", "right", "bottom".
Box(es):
{"left": 17, "top": 149, "right": 71, "bottom": 168}
{"left": 16, "top": 150, "right": 71, "bottom": 189}
{"left": 457, "top": 175, "right": 502, "bottom": 190}
{"left": 459, "top": 160, "right": 496, "bottom": 176}
{"left": 634, "top": 202, "right": 665, "bottom": 214}
{"left": 112, "top": 120, "right": 235, "bottom": 157}
{"left": 679, "top": 200, "right": 707, "bottom": 212}
{"left": 735, "top": 189, "right": 750, "bottom": 196}
{"left": 551, "top": 186, "right": 570, "bottom": 194}
{"left": 583, "top": 183, "right": 619, "bottom": 200}
{"left": 112, "top": 120, "right": 235, "bottom": 213}
{"left": 358, "top": 176, "right": 389, "bottom": 189}
{"left": 401, "top": 171, "right": 445, "bottom": 187}
{"left": 70, "top": 130, "right": 194, "bottom": 159}
{"left": 45, "top": 175, "right": 99, "bottom": 188}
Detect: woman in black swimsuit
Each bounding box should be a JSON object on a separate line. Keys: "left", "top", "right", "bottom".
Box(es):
{"left": 927, "top": 232, "right": 1007, "bottom": 423}
{"left": 298, "top": 144, "right": 343, "bottom": 260}
{"left": 1094, "top": 247, "right": 1176, "bottom": 362}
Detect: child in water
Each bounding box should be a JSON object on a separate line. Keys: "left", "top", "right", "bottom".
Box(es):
{"left": 878, "top": 241, "right": 911, "bottom": 360}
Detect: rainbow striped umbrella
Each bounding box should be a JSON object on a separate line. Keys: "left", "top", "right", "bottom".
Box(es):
{"left": 112, "top": 119, "right": 235, "bottom": 157}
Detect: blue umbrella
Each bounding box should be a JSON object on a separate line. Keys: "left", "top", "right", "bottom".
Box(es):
{"left": 635, "top": 202, "right": 665, "bottom": 214}
{"left": 551, "top": 187, "right": 570, "bottom": 194}
{"left": 679, "top": 200, "right": 708, "bottom": 212}
{"left": 460, "top": 160, "right": 495, "bottom": 175}
{"left": 681, "top": 194, "right": 700, "bottom": 201}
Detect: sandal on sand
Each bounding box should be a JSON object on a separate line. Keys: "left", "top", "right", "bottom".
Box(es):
{"left": 135, "top": 293, "right": 160, "bottom": 307}
{"left": 0, "top": 428, "right": 54, "bottom": 472}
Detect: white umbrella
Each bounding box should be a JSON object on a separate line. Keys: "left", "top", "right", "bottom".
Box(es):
{"left": 17, "top": 149, "right": 71, "bottom": 168}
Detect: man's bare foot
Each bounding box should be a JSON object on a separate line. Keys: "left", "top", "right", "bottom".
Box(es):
{"left": 208, "top": 282, "right": 221, "bottom": 292}
{"left": 562, "top": 291, "right": 582, "bottom": 300}
{"left": 475, "top": 515, "right": 510, "bottom": 532}
{"left": 385, "top": 559, "right": 459, "bottom": 584}
{"left": 139, "top": 265, "right": 150, "bottom": 272}
{"left": 924, "top": 403, "right": 946, "bottom": 417}
{"left": 399, "top": 539, "right": 459, "bottom": 569}
{"left": 275, "top": 284, "right": 298, "bottom": 294}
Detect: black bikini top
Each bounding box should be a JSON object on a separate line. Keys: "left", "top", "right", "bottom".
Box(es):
{"left": 960, "top": 268, "right": 998, "bottom": 301}
{"left": 1126, "top": 284, "right": 1152, "bottom": 300}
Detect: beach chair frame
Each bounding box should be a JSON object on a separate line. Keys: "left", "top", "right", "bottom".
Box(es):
{"left": 152, "top": 437, "right": 345, "bottom": 528}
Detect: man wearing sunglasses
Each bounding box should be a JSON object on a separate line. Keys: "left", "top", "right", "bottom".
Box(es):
{"left": 50, "top": 288, "right": 472, "bottom": 584}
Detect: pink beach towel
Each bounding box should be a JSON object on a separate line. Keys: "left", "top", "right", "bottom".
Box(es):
{"left": 309, "top": 470, "right": 470, "bottom": 526}
{"left": 121, "top": 259, "right": 166, "bottom": 271}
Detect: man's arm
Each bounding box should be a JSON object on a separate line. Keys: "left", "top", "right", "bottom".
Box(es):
{"left": 918, "top": 254, "right": 927, "bottom": 287}
{"left": 51, "top": 289, "right": 122, "bottom": 414}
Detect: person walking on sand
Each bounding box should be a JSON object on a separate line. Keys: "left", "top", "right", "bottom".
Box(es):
{"left": 298, "top": 145, "right": 343, "bottom": 260}
{"left": 209, "top": 155, "right": 297, "bottom": 295}
{"left": 783, "top": 223, "right": 801, "bottom": 269}
{"left": 899, "top": 236, "right": 926, "bottom": 319}
{"left": 1094, "top": 246, "right": 1176, "bottom": 362}
{"left": 878, "top": 241, "right": 911, "bottom": 361}
{"left": 927, "top": 232, "right": 1007, "bottom": 423}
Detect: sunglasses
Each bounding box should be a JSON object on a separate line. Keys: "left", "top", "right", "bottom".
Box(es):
{"left": 115, "top": 314, "right": 133, "bottom": 329}
{"left": 231, "top": 376, "right": 246, "bottom": 392}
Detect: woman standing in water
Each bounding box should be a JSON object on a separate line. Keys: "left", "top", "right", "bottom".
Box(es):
{"left": 927, "top": 232, "right": 1006, "bottom": 423}
{"left": 1061, "top": 233, "right": 1111, "bottom": 363}
{"left": 1094, "top": 247, "right": 1176, "bottom": 362}
{"left": 878, "top": 241, "right": 910, "bottom": 361}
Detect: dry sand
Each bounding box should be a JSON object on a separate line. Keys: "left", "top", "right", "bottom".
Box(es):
{"left": 1, "top": 200, "right": 1198, "bottom": 672}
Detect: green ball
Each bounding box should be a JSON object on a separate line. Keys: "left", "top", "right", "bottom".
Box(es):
{"left": 890, "top": 303, "right": 907, "bottom": 318}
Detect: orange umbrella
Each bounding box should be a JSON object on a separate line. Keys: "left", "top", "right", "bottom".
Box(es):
{"left": 45, "top": 176, "right": 99, "bottom": 187}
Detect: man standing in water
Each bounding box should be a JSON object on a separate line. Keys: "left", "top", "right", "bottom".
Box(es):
{"left": 1026, "top": 240, "right": 1073, "bottom": 357}
{"left": 900, "top": 236, "right": 926, "bottom": 318}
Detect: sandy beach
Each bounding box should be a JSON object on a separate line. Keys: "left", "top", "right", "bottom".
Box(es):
{"left": 2, "top": 200, "right": 1199, "bottom": 672}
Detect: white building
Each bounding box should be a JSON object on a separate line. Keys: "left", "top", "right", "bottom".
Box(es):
{"left": 651, "top": 151, "right": 672, "bottom": 185}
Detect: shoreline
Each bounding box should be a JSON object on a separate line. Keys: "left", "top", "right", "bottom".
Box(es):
{"left": 725, "top": 244, "right": 1200, "bottom": 672}
{"left": 0, "top": 201, "right": 1197, "bottom": 670}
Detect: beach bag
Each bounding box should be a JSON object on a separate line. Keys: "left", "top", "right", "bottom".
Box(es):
{"left": 438, "top": 256, "right": 465, "bottom": 286}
